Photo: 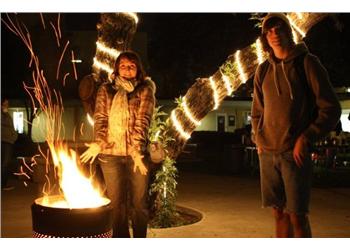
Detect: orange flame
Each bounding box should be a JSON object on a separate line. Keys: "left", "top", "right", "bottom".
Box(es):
{"left": 2, "top": 14, "right": 106, "bottom": 209}
{"left": 43, "top": 143, "right": 108, "bottom": 209}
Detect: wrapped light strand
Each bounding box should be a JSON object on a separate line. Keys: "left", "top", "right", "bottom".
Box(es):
{"left": 182, "top": 96, "right": 201, "bottom": 126}
{"left": 96, "top": 41, "right": 121, "bottom": 59}
{"left": 171, "top": 109, "right": 191, "bottom": 140}
{"left": 235, "top": 50, "right": 248, "bottom": 84}
{"left": 255, "top": 38, "right": 265, "bottom": 65}
{"left": 221, "top": 73, "right": 234, "bottom": 96}
{"left": 209, "top": 76, "right": 220, "bottom": 110}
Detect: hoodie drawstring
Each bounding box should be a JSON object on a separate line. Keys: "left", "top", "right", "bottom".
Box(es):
{"left": 281, "top": 61, "right": 294, "bottom": 100}
{"left": 272, "top": 63, "right": 282, "bottom": 96}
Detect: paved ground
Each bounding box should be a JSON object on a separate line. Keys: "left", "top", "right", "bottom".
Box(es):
{"left": 1, "top": 167, "right": 350, "bottom": 238}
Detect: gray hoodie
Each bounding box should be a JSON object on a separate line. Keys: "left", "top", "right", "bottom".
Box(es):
{"left": 251, "top": 42, "right": 341, "bottom": 153}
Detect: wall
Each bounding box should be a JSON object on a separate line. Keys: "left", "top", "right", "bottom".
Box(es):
{"left": 9, "top": 98, "right": 350, "bottom": 141}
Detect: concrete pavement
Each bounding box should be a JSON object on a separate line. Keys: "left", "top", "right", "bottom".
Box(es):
{"left": 1, "top": 168, "right": 350, "bottom": 238}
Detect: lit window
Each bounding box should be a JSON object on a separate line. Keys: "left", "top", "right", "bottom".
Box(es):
{"left": 340, "top": 112, "right": 350, "bottom": 133}
{"left": 13, "top": 111, "right": 24, "bottom": 134}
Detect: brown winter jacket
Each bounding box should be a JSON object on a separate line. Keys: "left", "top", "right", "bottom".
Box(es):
{"left": 251, "top": 43, "right": 341, "bottom": 153}
{"left": 94, "top": 77, "right": 156, "bottom": 156}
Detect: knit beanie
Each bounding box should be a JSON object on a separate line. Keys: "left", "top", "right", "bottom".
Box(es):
{"left": 261, "top": 13, "right": 291, "bottom": 34}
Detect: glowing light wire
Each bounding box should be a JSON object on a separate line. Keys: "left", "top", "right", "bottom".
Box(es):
{"left": 292, "top": 29, "right": 299, "bottom": 44}
{"left": 209, "top": 77, "right": 220, "bottom": 110}
{"left": 182, "top": 96, "right": 201, "bottom": 126}
{"left": 255, "top": 38, "right": 264, "bottom": 64}
{"left": 287, "top": 15, "right": 306, "bottom": 38}
{"left": 235, "top": 50, "right": 248, "bottom": 84}
{"left": 171, "top": 110, "right": 191, "bottom": 140}
{"left": 296, "top": 13, "right": 303, "bottom": 19}
{"left": 96, "top": 41, "right": 120, "bottom": 59}
{"left": 221, "top": 73, "right": 233, "bottom": 96}
{"left": 92, "top": 58, "right": 114, "bottom": 75}
{"left": 124, "top": 12, "right": 139, "bottom": 24}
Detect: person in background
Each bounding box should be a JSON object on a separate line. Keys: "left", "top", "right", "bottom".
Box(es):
{"left": 81, "top": 51, "right": 156, "bottom": 238}
{"left": 1, "top": 98, "right": 18, "bottom": 191}
{"left": 251, "top": 13, "right": 341, "bottom": 237}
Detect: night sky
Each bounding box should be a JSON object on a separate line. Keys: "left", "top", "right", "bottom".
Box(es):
{"left": 2, "top": 13, "right": 350, "bottom": 100}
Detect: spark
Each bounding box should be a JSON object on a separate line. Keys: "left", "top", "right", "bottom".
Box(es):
{"left": 57, "top": 13, "right": 61, "bottom": 39}
{"left": 14, "top": 166, "right": 31, "bottom": 180}
{"left": 56, "top": 40, "right": 69, "bottom": 80}
{"left": 209, "top": 77, "right": 219, "bottom": 110}
{"left": 39, "top": 13, "right": 46, "bottom": 29}
{"left": 50, "top": 21, "right": 60, "bottom": 47}
{"left": 63, "top": 73, "right": 70, "bottom": 86}
{"left": 21, "top": 158, "right": 34, "bottom": 173}
{"left": 182, "top": 96, "right": 201, "bottom": 126}
{"left": 235, "top": 50, "right": 248, "bottom": 84}
{"left": 71, "top": 50, "right": 78, "bottom": 80}
{"left": 171, "top": 109, "right": 191, "bottom": 140}
{"left": 2, "top": 14, "right": 36, "bottom": 63}
{"left": 80, "top": 122, "right": 85, "bottom": 136}
{"left": 31, "top": 154, "right": 40, "bottom": 164}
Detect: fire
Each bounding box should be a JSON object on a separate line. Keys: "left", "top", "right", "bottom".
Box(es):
{"left": 41, "top": 143, "right": 108, "bottom": 209}
{"left": 2, "top": 14, "right": 109, "bottom": 210}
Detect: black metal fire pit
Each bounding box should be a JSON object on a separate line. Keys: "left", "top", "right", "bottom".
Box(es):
{"left": 31, "top": 195, "right": 113, "bottom": 238}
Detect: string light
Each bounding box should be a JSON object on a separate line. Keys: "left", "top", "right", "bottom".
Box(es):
{"left": 124, "top": 12, "right": 139, "bottom": 24}
{"left": 292, "top": 28, "right": 299, "bottom": 44}
{"left": 92, "top": 57, "right": 114, "bottom": 76}
{"left": 287, "top": 15, "right": 306, "bottom": 38}
{"left": 182, "top": 96, "right": 201, "bottom": 126}
{"left": 255, "top": 38, "right": 264, "bottom": 64}
{"left": 96, "top": 41, "right": 120, "bottom": 59}
{"left": 296, "top": 12, "right": 303, "bottom": 19}
{"left": 221, "top": 73, "right": 233, "bottom": 96}
{"left": 235, "top": 50, "right": 248, "bottom": 84}
{"left": 209, "top": 77, "right": 219, "bottom": 110}
{"left": 171, "top": 110, "right": 191, "bottom": 140}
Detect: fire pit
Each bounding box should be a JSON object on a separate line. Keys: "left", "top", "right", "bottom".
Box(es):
{"left": 31, "top": 195, "right": 113, "bottom": 238}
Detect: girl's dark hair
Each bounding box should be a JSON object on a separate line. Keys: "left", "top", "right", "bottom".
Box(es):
{"left": 260, "top": 17, "right": 294, "bottom": 55}
{"left": 113, "top": 51, "right": 146, "bottom": 82}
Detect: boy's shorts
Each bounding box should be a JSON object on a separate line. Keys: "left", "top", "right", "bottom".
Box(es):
{"left": 258, "top": 150, "right": 313, "bottom": 214}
